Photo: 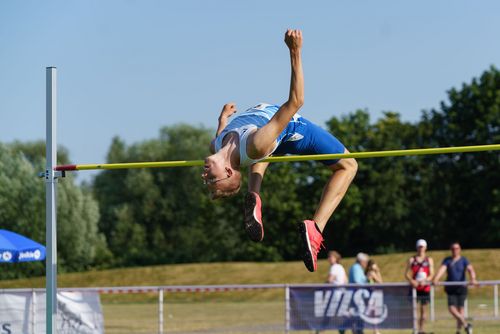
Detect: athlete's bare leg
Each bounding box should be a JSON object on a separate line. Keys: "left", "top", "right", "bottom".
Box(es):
{"left": 312, "top": 149, "right": 358, "bottom": 231}
{"left": 248, "top": 162, "right": 270, "bottom": 194}
{"left": 247, "top": 151, "right": 356, "bottom": 232}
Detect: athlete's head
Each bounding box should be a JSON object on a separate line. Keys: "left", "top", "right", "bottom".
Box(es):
{"left": 202, "top": 155, "right": 241, "bottom": 199}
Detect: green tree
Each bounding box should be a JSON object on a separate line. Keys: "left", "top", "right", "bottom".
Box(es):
{"left": 0, "top": 142, "right": 109, "bottom": 279}
{"left": 421, "top": 66, "right": 500, "bottom": 248}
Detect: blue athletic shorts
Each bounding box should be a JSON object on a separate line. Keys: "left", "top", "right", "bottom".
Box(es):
{"left": 273, "top": 117, "right": 346, "bottom": 166}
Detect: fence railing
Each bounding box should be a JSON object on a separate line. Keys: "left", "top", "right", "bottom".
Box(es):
{"left": 2, "top": 280, "right": 499, "bottom": 333}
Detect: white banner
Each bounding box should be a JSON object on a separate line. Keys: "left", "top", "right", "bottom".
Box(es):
{"left": 0, "top": 291, "right": 103, "bottom": 334}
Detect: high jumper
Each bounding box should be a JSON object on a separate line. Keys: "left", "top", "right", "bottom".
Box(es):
{"left": 202, "top": 29, "right": 357, "bottom": 272}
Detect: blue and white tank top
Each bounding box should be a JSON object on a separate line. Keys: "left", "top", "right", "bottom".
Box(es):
{"left": 214, "top": 103, "right": 301, "bottom": 166}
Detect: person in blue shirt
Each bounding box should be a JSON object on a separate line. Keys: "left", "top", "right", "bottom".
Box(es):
{"left": 349, "top": 253, "right": 369, "bottom": 284}
{"left": 434, "top": 242, "right": 478, "bottom": 334}
{"left": 347, "top": 253, "right": 369, "bottom": 334}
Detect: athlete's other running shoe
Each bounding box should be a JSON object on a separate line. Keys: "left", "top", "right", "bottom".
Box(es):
{"left": 297, "top": 220, "right": 324, "bottom": 272}
{"left": 244, "top": 192, "right": 264, "bottom": 242}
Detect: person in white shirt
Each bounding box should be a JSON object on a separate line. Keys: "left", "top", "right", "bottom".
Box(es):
{"left": 327, "top": 251, "right": 347, "bottom": 285}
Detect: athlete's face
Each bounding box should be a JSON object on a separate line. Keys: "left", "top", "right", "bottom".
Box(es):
{"left": 202, "top": 157, "right": 231, "bottom": 190}
{"left": 202, "top": 155, "right": 242, "bottom": 199}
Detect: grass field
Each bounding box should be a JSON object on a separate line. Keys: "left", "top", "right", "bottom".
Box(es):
{"left": 103, "top": 300, "right": 500, "bottom": 334}
{"left": 2, "top": 249, "right": 500, "bottom": 289}
{"left": 1, "top": 249, "right": 499, "bottom": 333}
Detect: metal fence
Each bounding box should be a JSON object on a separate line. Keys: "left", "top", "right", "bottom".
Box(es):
{"left": 1, "top": 281, "right": 499, "bottom": 333}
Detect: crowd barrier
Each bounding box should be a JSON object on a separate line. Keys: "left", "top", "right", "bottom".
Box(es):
{"left": 1, "top": 281, "right": 499, "bottom": 333}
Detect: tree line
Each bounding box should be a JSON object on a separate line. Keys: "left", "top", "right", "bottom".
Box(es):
{"left": 1, "top": 67, "right": 498, "bottom": 279}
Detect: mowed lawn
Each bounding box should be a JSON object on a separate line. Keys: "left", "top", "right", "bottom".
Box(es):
{"left": 1, "top": 249, "right": 500, "bottom": 333}
{"left": 2, "top": 249, "right": 500, "bottom": 289}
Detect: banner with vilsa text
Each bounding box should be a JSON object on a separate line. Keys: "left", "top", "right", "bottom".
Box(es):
{"left": 289, "top": 285, "right": 413, "bottom": 331}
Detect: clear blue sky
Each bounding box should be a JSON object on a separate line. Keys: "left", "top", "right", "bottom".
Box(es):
{"left": 1, "top": 1, "right": 499, "bottom": 180}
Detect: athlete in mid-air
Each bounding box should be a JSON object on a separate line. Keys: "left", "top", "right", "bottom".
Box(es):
{"left": 202, "top": 29, "right": 358, "bottom": 272}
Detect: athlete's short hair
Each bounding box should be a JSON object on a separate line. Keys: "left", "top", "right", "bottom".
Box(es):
{"left": 209, "top": 171, "right": 242, "bottom": 200}
{"left": 210, "top": 183, "right": 241, "bottom": 199}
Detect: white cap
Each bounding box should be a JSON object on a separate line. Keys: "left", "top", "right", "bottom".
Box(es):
{"left": 416, "top": 239, "right": 427, "bottom": 248}
{"left": 356, "top": 252, "right": 369, "bottom": 262}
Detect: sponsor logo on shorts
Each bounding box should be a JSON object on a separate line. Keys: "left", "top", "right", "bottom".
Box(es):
{"left": 287, "top": 133, "right": 304, "bottom": 142}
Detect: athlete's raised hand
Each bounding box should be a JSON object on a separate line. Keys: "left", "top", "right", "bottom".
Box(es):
{"left": 220, "top": 103, "right": 237, "bottom": 119}
{"left": 284, "top": 29, "right": 303, "bottom": 52}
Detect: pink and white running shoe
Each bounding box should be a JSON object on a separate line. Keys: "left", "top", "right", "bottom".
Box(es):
{"left": 244, "top": 192, "right": 264, "bottom": 242}
{"left": 297, "top": 220, "right": 325, "bottom": 272}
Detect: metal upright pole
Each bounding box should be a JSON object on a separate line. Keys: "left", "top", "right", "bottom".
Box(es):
{"left": 158, "top": 288, "right": 164, "bottom": 334}
{"left": 494, "top": 284, "right": 498, "bottom": 318}
{"left": 284, "top": 285, "right": 290, "bottom": 334}
{"left": 412, "top": 288, "right": 417, "bottom": 334}
{"left": 45, "top": 67, "right": 58, "bottom": 334}
{"left": 430, "top": 286, "right": 435, "bottom": 321}
{"left": 32, "top": 289, "right": 37, "bottom": 334}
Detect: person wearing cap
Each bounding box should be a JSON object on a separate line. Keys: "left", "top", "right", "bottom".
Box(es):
{"left": 433, "top": 242, "right": 477, "bottom": 334}
{"left": 405, "top": 239, "right": 434, "bottom": 334}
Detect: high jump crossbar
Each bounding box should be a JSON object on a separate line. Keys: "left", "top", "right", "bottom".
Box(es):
{"left": 55, "top": 144, "right": 500, "bottom": 171}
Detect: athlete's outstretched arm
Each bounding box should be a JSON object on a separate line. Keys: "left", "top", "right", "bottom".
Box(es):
{"left": 248, "top": 29, "right": 304, "bottom": 159}
{"left": 210, "top": 103, "right": 237, "bottom": 153}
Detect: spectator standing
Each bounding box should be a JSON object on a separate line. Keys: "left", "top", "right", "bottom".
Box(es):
{"left": 348, "top": 253, "right": 369, "bottom": 334}
{"left": 327, "top": 251, "right": 348, "bottom": 285}
{"left": 405, "top": 239, "right": 434, "bottom": 334}
{"left": 349, "top": 253, "right": 369, "bottom": 284}
{"left": 365, "top": 259, "right": 383, "bottom": 283}
{"left": 324, "top": 253, "right": 348, "bottom": 334}
{"left": 365, "top": 259, "right": 383, "bottom": 334}
{"left": 433, "top": 242, "right": 477, "bottom": 334}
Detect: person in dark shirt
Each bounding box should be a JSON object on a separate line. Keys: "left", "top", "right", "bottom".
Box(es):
{"left": 433, "top": 242, "right": 477, "bottom": 334}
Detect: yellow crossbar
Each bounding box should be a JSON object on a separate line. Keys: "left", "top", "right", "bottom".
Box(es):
{"left": 55, "top": 144, "right": 500, "bottom": 171}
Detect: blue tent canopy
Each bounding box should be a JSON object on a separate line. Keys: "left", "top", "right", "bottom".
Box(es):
{"left": 0, "top": 229, "right": 46, "bottom": 263}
